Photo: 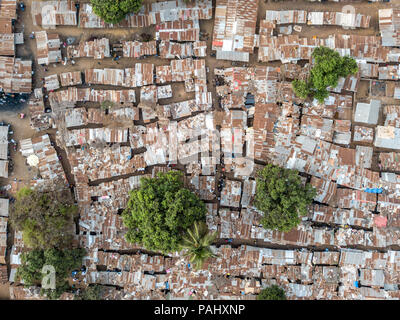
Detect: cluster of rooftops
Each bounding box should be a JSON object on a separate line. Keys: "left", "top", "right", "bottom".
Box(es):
{"left": 1, "top": 0, "right": 400, "bottom": 300}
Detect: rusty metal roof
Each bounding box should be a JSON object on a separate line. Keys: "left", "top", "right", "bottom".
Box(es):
{"left": 67, "top": 38, "right": 111, "bottom": 59}
{"left": 31, "top": 0, "right": 77, "bottom": 27}
{"left": 0, "top": 57, "right": 31, "bottom": 93}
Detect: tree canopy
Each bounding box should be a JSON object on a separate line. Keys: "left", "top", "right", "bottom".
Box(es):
{"left": 122, "top": 171, "right": 207, "bottom": 253}
{"left": 17, "top": 248, "right": 85, "bottom": 300}
{"left": 100, "top": 100, "right": 114, "bottom": 111}
{"left": 254, "top": 164, "right": 316, "bottom": 232}
{"left": 292, "top": 46, "right": 358, "bottom": 103}
{"left": 257, "top": 285, "right": 286, "bottom": 300}
{"left": 180, "top": 221, "right": 217, "bottom": 270}
{"left": 90, "top": 0, "right": 143, "bottom": 24}
{"left": 75, "top": 284, "right": 103, "bottom": 300}
{"left": 10, "top": 187, "right": 78, "bottom": 249}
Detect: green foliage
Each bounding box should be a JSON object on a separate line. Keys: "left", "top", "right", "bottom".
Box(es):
{"left": 43, "top": 281, "right": 70, "bottom": 300}
{"left": 10, "top": 187, "right": 78, "bottom": 249}
{"left": 16, "top": 248, "right": 85, "bottom": 300}
{"left": 254, "top": 164, "right": 316, "bottom": 232}
{"left": 122, "top": 171, "right": 207, "bottom": 253}
{"left": 16, "top": 249, "right": 45, "bottom": 286}
{"left": 100, "top": 100, "right": 114, "bottom": 111}
{"left": 90, "top": 0, "right": 143, "bottom": 24}
{"left": 292, "top": 80, "right": 310, "bottom": 99}
{"left": 180, "top": 221, "right": 218, "bottom": 270}
{"left": 257, "top": 285, "right": 286, "bottom": 300}
{"left": 292, "top": 46, "right": 358, "bottom": 103}
{"left": 75, "top": 284, "right": 103, "bottom": 300}
{"left": 314, "top": 89, "right": 329, "bottom": 103}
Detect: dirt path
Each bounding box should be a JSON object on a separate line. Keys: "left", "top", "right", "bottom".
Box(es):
{"left": 0, "top": 283, "right": 9, "bottom": 300}
{"left": 0, "top": 111, "right": 37, "bottom": 188}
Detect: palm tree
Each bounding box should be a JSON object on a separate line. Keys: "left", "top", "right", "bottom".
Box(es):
{"left": 180, "top": 221, "right": 218, "bottom": 270}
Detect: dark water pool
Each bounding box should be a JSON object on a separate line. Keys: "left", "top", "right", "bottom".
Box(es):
{"left": 0, "top": 93, "right": 29, "bottom": 112}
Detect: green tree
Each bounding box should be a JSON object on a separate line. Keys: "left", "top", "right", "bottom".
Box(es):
{"left": 122, "top": 171, "right": 207, "bottom": 253}
{"left": 180, "top": 221, "right": 218, "bottom": 270}
{"left": 15, "top": 249, "right": 45, "bottom": 286}
{"left": 75, "top": 284, "right": 103, "bottom": 300}
{"left": 16, "top": 248, "right": 85, "bottom": 300}
{"left": 254, "top": 164, "right": 316, "bottom": 232}
{"left": 292, "top": 46, "right": 358, "bottom": 103}
{"left": 90, "top": 0, "right": 143, "bottom": 24}
{"left": 10, "top": 187, "right": 78, "bottom": 249}
{"left": 292, "top": 79, "right": 310, "bottom": 99}
{"left": 257, "top": 285, "right": 286, "bottom": 300}
{"left": 100, "top": 100, "right": 114, "bottom": 111}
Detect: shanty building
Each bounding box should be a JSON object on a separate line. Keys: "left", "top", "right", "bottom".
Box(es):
{"left": 265, "top": 10, "right": 307, "bottom": 24}
{"left": 0, "top": 33, "right": 14, "bottom": 56}
{"left": 157, "top": 85, "right": 172, "bottom": 99}
{"left": 67, "top": 146, "right": 144, "bottom": 182}
{"left": 353, "top": 126, "right": 374, "bottom": 143}
{"left": 379, "top": 152, "right": 400, "bottom": 171}
{"left": 59, "top": 71, "right": 82, "bottom": 87}
{"left": 0, "top": 160, "right": 7, "bottom": 178}
{"left": 64, "top": 128, "right": 129, "bottom": 147}
{"left": 0, "top": 57, "right": 32, "bottom": 93}
{"left": 159, "top": 41, "right": 193, "bottom": 59}
{"left": 0, "top": 0, "right": 14, "bottom": 56}
{"left": 79, "top": 0, "right": 212, "bottom": 29}
{"left": 28, "top": 94, "right": 52, "bottom": 131}
{"left": 0, "top": 217, "right": 7, "bottom": 264}
{"left": 333, "top": 119, "right": 351, "bottom": 145}
{"left": 19, "top": 134, "right": 67, "bottom": 186}
{"left": 0, "top": 198, "right": 8, "bottom": 218}
{"left": 220, "top": 180, "right": 242, "bottom": 208}
{"left": 122, "top": 41, "right": 157, "bottom": 58}
{"left": 44, "top": 74, "right": 60, "bottom": 91}
{"left": 384, "top": 105, "right": 400, "bottom": 127}
{"left": 155, "top": 65, "right": 172, "bottom": 84}
{"left": 212, "top": 0, "right": 259, "bottom": 62}
{"left": 307, "top": 11, "right": 371, "bottom": 29}
{"left": 140, "top": 85, "right": 158, "bottom": 105}
{"left": 84, "top": 68, "right": 126, "bottom": 87}
{"left": 67, "top": 38, "right": 111, "bottom": 59}
{"left": 354, "top": 100, "right": 381, "bottom": 125}
{"left": 156, "top": 19, "right": 200, "bottom": 41}
{"left": 379, "top": 8, "right": 400, "bottom": 47}
{"left": 35, "top": 31, "right": 62, "bottom": 65}
{"left": 64, "top": 108, "right": 88, "bottom": 128}
{"left": 31, "top": 0, "right": 77, "bottom": 28}
{"left": 0, "top": 0, "right": 16, "bottom": 20}
{"left": 0, "top": 264, "right": 7, "bottom": 284}
{"left": 375, "top": 125, "right": 400, "bottom": 150}
{"left": 49, "top": 88, "right": 136, "bottom": 111}
{"left": 0, "top": 126, "right": 8, "bottom": 160}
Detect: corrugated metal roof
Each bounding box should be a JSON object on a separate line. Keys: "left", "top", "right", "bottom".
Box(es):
{"left": 67, "top": 38, "right": 110, "bottom": 59}
{"left": 0, "top": 57, "right": 31, "bottom": 93}
{"left": 78, "top": 0, "right": 212, "bottom": 29}
{"left": 31, "top": 0, "right": 77, "bottom": 27}
{"left": 212, "top": 0, "right": 258, "bottom": 59}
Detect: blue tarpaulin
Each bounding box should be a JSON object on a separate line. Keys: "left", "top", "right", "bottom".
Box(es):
{"left": 364, "top": 188, "right": 383, "bottom": 194}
